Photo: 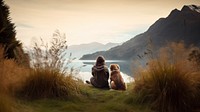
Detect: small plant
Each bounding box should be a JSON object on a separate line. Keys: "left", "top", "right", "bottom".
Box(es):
{"left": 133, "top": 42, "right": 200, "bottom": 112}
{"left": 20, "top": 31, "right": 81, "bottom": 99}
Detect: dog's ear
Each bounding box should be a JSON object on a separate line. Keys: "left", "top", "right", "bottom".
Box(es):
{"left": 116, "top": 64, "right": 120, "bottom": 70}
{"left": 110, "top": 64, "right": 114, "bottom": 71}
{"left": 110, "top": 64, "right": 120, "bottom": 71}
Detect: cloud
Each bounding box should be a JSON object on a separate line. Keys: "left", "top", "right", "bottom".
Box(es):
{"left": 4, "top": 0, "right": 200, "bottom": 46}
{"left": 17, "top": 23, "right": 34, "bottom": 29}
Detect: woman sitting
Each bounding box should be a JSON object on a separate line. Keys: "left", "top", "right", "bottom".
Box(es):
{"left": 86, "top": 55, "right": 109, "bottom": 89}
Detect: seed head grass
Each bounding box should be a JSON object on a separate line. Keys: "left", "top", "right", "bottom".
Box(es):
{"left": 19, "top": 31, "right": 81, "bottom": 99}
{"left": 133, "top": 42, "right": 200, "bottom": 112}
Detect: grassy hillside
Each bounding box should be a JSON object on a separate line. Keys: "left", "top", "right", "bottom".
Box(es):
{"left": 1, "top": 31, "right": 200, "bottom": 112}
{"left": 0, "top": 31, "right": 151, "bottom": 112}
{"left": 1, "top": 42, "right": 200, "bottom": 112}
{"left": 14, "top": 84, "right": 152, "bottom": 112}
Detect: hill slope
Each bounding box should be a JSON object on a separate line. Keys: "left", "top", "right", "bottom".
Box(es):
{"left": 67, "top": 42, "right": 120, "bottom": 58}
{"left": 15, "top": 84, "right": 152, "bottom": 112}
{"left": 80, "top": 5, "right": 200, "bottom": 60}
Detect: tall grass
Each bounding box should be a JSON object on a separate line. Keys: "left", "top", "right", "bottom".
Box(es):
{"left": 133, "top": 42, "right": 200, "bottom": 112}
{"left": 0, "top": 45, "right": 29, "bottom": 112}
{"left": 0, "top": 46, "right": 28, "bottom": 95}
{"left": 20, "top": 69, "right": 80, "bottom": 99}
{"left": 0, "top": 93, "right": 14, "bottom": 112}
{"left": 19, "top": 31, "right": 81, "bottom": 99}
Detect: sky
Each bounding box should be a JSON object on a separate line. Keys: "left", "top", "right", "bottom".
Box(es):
{"left": 4, "top": 0, "right": 200, "bottom": 46}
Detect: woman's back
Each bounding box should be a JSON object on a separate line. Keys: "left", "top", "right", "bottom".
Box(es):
{"left": 92, "top": 65, "right": 109, "bottom": 88}
{"left": 89, "top": 55, "right": 109, "bottom": 89}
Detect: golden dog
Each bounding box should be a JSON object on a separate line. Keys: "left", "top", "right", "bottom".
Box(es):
{"left": 110, "top": 64, "right": 126, "bottom": 90}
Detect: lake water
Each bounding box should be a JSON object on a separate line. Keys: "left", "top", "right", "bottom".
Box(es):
{"left": 70, "top": 60, "right": 134, "bottom": 83}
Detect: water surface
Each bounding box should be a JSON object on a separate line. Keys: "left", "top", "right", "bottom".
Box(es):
{"left": 70, "top": 60, "right": 134, "bottom": 83}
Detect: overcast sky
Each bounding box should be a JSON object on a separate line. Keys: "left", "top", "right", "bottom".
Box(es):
{"left": 4, "top": 0, "right": 200, "bottom": 46}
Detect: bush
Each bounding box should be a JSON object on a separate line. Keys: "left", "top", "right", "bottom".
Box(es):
{"left": 19, "top": 31, "right": 81, "bottom": 99}
{"left": 133, "top": 42, "right": 200, "bottom": 112}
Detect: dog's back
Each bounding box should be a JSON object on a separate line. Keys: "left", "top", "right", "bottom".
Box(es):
{"left": 111, "top": 70, "right": 126, "bottom": 90}
{"left": 110, "top": 64, "right": 126, "bottom": 90}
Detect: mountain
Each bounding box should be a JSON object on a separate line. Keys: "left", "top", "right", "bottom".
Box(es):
{"left": 80, "top": 5, "right": 200, "bottom": 60}
{"left": 67, "top": 42, "right": 120, "bottom": 58}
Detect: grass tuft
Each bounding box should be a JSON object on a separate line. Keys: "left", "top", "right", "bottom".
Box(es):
{"left": 0, "top": 45, "right": 29, "bottom": 112}
{"left": 20, "top": 68, "right": 80, "bottom": 99}
{"left": 19, "top": 31, "right": 81, "bottom": 99}
{"left": 133, "top": 42, "right": 200, "bottom": 112}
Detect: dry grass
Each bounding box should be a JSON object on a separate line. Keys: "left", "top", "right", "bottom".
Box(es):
{"left": 0, "top": 45, "right": 29, "bottom": 112}
{"left": 20, "top": 68, "right": 81, "bottom": 99}
{"left": 0, "top": 59, "right": 29, "bottom": 95}
{"left": 0, "top": 93, "right": 13, "bottom": 112}
{"left": 19, "top": 31, "right": 81, "bottom": 99}
{"left": 133, "top": 42, "right": 200, "bottom": 112}
{"left": 0, "top": 46, "right": 29, "bottom": 95}
{"left": 0, "top": 31, "right": 82, "bottom": 111}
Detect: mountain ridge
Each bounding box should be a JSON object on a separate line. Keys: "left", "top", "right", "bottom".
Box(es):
{"left": 67, "top": 42, "right": 120, "bottom": 58}
{"left": 80, "top": 5, "right": 200, "bottom": 60}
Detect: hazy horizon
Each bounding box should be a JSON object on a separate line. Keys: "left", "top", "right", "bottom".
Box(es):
{"left": 4, "top": 0, "right": 200, "bottom": 46}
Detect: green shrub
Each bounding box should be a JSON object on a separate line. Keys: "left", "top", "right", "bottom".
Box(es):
{"left": 133, "top": 42, "right": 200, "bottom": 112}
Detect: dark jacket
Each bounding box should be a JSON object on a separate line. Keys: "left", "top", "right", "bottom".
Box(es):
{"left": 90, "top": 55, "right": 109, "bottom": 88}
{"left": 91, "top": 65, "right": 109, "bottom": 88}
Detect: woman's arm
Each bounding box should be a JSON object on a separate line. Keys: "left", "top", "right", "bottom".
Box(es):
{"left": 92, "top": 66, "right": 95, "bottom": 76}
{"left": 105, "top": 67, "right": 109, "bottom": 80}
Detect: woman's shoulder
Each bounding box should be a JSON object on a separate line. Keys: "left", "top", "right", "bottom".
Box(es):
{"left": 92, "top": 65, "right": 108, "bottom": 71}
{"left": 103, "top": 65, "right": 108, "bottom": 69}
{"left": 103, "top": 65, "right": 109, "bottom": 71}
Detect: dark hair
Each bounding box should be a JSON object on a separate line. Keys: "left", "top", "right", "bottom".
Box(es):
{"left": 95, "top": 55, "right": 105, "bottom": 66}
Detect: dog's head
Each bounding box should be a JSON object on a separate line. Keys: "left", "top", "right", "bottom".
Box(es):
{"left": 110, "top": 64, "right": 120, "bottom": 71}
